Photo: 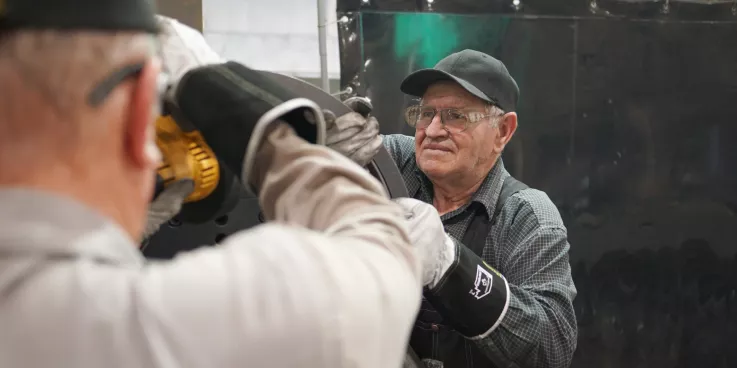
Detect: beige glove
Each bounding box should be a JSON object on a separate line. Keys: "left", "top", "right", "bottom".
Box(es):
{"left": 141, "top": 179, "right": 194, "bottom": 241}
{"left": 324, "top": 97, "right": 383, "bottom": 167}
{"left": 393, "top": 198, "right": 456, "bottom": 288}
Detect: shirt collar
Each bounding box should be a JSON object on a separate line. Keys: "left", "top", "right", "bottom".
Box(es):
{"left": 0, "top": 189, "right": 144, "bottom": 266}
{"left": 413, "top": 159, "right": 509, "bottom": 220}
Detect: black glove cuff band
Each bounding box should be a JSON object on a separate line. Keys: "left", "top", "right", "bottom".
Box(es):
{"left": 425, "top": 243, "right": 510, "bottom": 339}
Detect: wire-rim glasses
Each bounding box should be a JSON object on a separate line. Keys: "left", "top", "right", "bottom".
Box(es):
{"left": 404, "top": 105, "right": 499, "bottom": 133}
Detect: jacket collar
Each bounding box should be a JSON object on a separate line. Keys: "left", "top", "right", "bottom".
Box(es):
{"left": 0, "top": 189, "right": 143, "bottom": 266}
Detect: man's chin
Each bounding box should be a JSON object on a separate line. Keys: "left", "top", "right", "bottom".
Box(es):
{"left": 418, "top": 159, "right": 453, "bottom": 179}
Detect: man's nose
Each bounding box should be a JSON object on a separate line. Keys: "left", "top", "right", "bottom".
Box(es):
{"left": 424, "top": 115, "right": 447, "bottom": 138}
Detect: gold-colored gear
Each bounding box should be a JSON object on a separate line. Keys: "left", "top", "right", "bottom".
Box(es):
{"left": 155, "top": 115, "right": 219, "bottom": 203}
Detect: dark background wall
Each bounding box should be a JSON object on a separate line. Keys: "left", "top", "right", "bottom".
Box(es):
{"left": 337, "top": 1, "right": 737, "bottom": 366}
{"left": 155, "top": 0, "right": 202, "bottom": 31}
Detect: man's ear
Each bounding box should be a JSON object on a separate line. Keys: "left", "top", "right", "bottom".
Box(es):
{"left": 125, "top": 59, "right": 162, "bottom": 170}
{"left": 493, "top": 112, "right": 518, "bottom": 154}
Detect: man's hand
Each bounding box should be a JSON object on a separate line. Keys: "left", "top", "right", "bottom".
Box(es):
{"left": 393, "top": 198, "right": 457, "bottom": 288}
{"left": 325, "top": 97, "right": 383, "bottom": 167}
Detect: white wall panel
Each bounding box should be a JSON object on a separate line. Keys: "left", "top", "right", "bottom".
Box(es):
{"left": 203, "top": 0, "right": 341, "bottom": 79}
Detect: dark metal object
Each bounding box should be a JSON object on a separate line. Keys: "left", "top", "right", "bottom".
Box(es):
{"left": 143, "top": 72, "right": 408, "bottom": 259}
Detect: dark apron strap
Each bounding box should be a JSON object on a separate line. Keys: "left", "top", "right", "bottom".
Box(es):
{"left": 461, "top": 176, "right": 529, "bottom": 256}
{"left": 411, "top": 176, "right": 529, "bottom": 368}
{"left": 456, "top": 176, "right": 529, "bottom": 368}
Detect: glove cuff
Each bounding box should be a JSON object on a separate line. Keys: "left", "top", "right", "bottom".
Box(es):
{"left": 241, "top": 98, "right": 326, "bottom": 195}
{"left": 427, "top": 233, "right": 457, "bottom": 289}
{"left": 425, "top": 242, "right": 510, "bottom": 339}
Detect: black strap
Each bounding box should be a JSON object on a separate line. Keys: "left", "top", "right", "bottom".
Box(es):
{"left": 461, "top": 176, "right": 529, "bottom": 256}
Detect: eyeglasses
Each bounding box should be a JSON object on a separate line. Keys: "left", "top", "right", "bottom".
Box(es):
{"left": 404, "top": 105, "right": 500, "bottom": 133}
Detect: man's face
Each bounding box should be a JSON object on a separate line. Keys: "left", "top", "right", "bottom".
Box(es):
{"left": 414, "top": 82, "right": 504, "bottom": 182}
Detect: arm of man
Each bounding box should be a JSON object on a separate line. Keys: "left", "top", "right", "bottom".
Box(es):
{"left": 425, "top": 192, "right": 578, "bottom": 368}
{"left": 128, "top": 126, "right": 422, "bottom": 367}
{"left": 473, "top": 226, "right": 577, "bottom": 368}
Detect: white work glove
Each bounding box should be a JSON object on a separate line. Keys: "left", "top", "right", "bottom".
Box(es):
{"left": 156, "top": 15, "right": 224, "bottom": 83}
{"left": 324, "top": 97, "right": 383, "bottom": 167}
{"left": 393, "top": 198, "right": 457, "bottom": 288}
{"left": 141, "top": 179, "right": 194, "bottom": 241}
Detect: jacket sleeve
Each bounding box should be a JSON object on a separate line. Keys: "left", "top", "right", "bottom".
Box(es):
{"left": 473, "top": 226, "right": 578, "bottom": 368}
{"left": 134, "top": 125, "right": 422, "bottom": 368}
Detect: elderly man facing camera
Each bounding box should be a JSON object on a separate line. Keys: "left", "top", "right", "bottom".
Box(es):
{"left": 354, "top": 50, "right": 576, "bottom": 368}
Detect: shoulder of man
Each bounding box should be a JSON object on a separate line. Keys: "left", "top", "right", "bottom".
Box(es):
{"left": 381, "top": 134, "right": 417, "bottom": 171}
{"left": 497, "top": 184, "right": 567, "bottom": 233}
{"left": 382, "top": 134, "right": 415, "bottom": 153}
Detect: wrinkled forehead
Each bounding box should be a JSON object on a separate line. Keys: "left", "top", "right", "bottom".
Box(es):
{"left": 421, "top": 81, "right": 487, "bottom": 109}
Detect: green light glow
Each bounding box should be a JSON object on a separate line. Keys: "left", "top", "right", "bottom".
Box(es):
{"left": 391, "top": 13, "right": 528, "bottom": 109}
{"left": 394, "top": 13, "right": 459, "bottom": 69}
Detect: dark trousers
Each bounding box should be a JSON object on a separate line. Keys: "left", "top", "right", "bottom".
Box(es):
{"left": 409, "top": 299, "right": 496, "bottom": 368}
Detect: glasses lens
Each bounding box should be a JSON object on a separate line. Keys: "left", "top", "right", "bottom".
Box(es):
{"left": 404, "top": 106, "right": 418, "bottom": 127}
{"left": 415, "top": 107, "right": 438, "bottom": 129}
{"left": 405, "top": 105, "right": 429, "bottom": 127}
{"left": 440, "top": 108, "right": 469, "bottom": 132}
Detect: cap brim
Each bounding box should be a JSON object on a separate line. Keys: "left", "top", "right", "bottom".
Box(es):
{"left": 400, "top": 69, "right": 493, "bottom": 104}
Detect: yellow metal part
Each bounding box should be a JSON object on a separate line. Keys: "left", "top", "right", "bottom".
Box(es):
{"left": 155, "top": 115, "right": 219, "bottom": 203}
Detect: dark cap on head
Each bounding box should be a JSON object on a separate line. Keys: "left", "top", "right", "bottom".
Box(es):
{"left": 400, "top": 49, "right": 519, "bottom": 112}
{"left": 0, "top": 0, "right": 160, "bottom": 33}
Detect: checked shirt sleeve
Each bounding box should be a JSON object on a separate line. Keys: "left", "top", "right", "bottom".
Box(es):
{"left": 381, "top": 134, "right": 417, "bottom": 173}
{"left": 474, "top": 192, "right": 578, "bottom": 368}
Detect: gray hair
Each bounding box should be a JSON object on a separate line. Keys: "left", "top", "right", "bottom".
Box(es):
{"left": 0, "top": 30, "right": 156, "bottom": 163}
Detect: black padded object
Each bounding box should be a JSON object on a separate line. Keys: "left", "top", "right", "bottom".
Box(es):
{"left": 143, "top": 72, "right": 409, "bottom": 259}
{"left": 260, "top": 71, "right": 409, "bottom": 201}
{"left": 174, "top": 62, "right": 321, "bottom": 178}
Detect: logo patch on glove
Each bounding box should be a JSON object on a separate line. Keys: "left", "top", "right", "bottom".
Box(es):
{"left": 469, "top": 264, "right": 494, "bottom": 300}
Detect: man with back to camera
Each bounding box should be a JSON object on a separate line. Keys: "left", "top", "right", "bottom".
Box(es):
{"left": 343, "top": 50, "right": 579, "bottom": 367}
{"left": 0, "top": 1, "right": 448, "bottom": 367}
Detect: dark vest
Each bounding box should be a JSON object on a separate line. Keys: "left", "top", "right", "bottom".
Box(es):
{"left": 408, "top": 176, "right": 528, "bottom": 368}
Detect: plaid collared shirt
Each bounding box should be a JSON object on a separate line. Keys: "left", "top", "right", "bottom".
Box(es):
{"left": 384, "top": 134, "right": 578, "bottom": 368}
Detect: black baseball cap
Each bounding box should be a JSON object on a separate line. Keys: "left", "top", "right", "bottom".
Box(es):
{"left": 0, "top": 0, "right": 160, "bottom": 33}
{"left": 400, "top": 49, "right": 519, "bottom": 112}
